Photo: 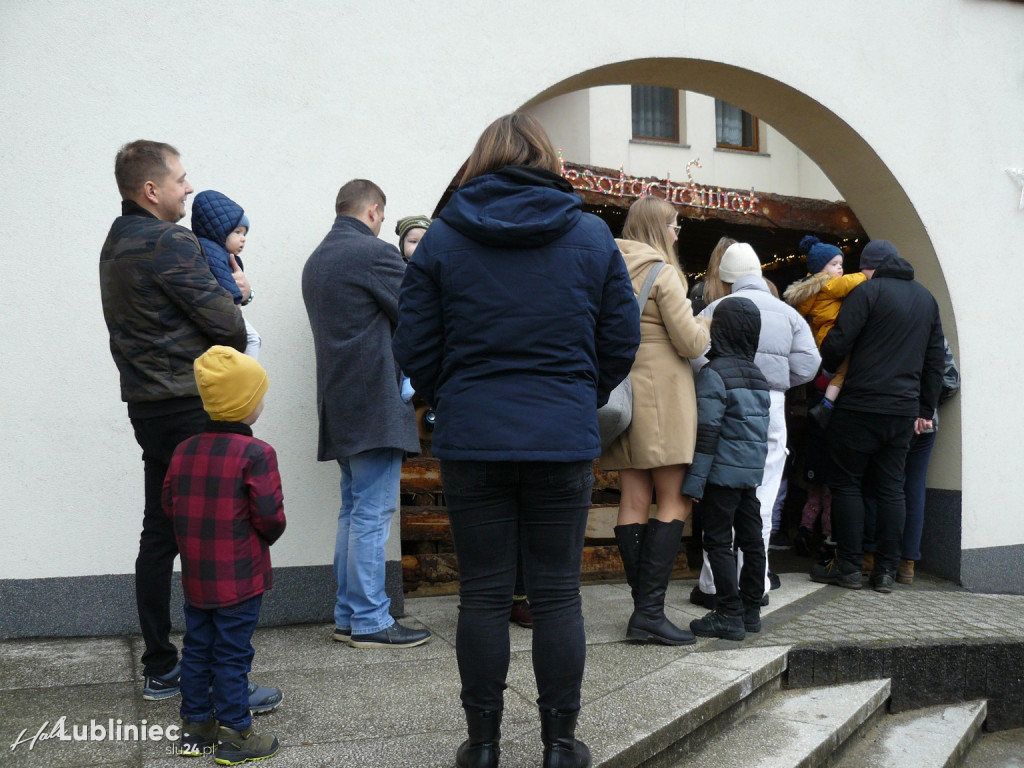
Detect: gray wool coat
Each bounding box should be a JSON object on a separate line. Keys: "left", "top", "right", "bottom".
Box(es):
{"left": 301, "top": 216, "right": 419, "bottom": 461}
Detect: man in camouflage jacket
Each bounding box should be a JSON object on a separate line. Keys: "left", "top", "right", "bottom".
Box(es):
{"left": 99, "top": 140, "right": 246, "bottom": 698}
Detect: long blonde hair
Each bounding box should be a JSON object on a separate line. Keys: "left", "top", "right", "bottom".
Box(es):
{"left": 702, "top": 236, "right": 736, "bottom": 304}
{"left": 621, "top": 196, "right": 682, "bottom": 275}
{"left": 460, "top": 113, "right": 561, "bottom": 185}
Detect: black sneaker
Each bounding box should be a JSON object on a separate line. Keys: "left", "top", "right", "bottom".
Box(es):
{"left": 332, "top": 627, "right": 352, "bottom": 645}
{"left": 743, "top": 605, "right": 761, "bottom": 633}
{"left": 349, "top": 621, "right": 431, "bottom": 649}
{"left": 142, "top": 662, "right": 181, "bottom": 701}
{"left": 768, "top": 533, "right": 792, "bottom": 551}
{"left": 768, "top": 571, "right": 781, "bottom": 590}
{"left": 810, "top": 559, "right": 862, "bottom": 589}
{"left": 214, "top": 724, "right": 278, "bottom": 765}
{"left": 870, "top": 573, "right": 895, "bottom": 594}
{"left": 177, "top": 717, "right": 218, "bottom": 756}
{"left": 690, "top": 610, "right": 745, "bottom": 641}
{"left": 689, "top": 585, "right": 717, "bottom": 610}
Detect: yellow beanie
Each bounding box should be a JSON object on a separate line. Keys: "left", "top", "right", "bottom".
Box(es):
{"left": 194, "top": 346, "right": 269, "bottom": 421}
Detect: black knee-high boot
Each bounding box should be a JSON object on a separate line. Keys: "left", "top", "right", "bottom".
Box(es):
{"left": 539, "top": 708, "right": 591, "bottom": 768}
{"left": 627, "top": 519, "right": 696, "bottom": 645}
{"left": 613, "top": 523, "right": 646, "bottom": 602}
{"left": 456, "top": 709, "right": 501, "bottom": 768}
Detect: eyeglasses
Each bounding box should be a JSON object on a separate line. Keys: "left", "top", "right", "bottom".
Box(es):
{"left": 668, "top": 224, "right": 681, "bottom": 233}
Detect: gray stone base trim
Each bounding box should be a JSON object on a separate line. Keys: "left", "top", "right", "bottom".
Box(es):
{"left": 787, "top": 639, "right": 1024, "bottom": 731}
{"left": 0, "top": 560, "right": 406, "bottom": 641}
{"left": 920, "top": 488, "right": 962, "bottom": 583}
{"left": 961, "top": 544, "right": 1024, "bottom": 595}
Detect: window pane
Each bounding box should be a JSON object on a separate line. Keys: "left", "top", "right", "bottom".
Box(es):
{"left": 715, "top": 99, "right": 757, "bottom": 149}
{"left": 632, "top": 85, "right": 677, "bottom": 141}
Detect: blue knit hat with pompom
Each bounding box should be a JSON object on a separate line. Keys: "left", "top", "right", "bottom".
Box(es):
{"left": 799, "top": 235, "right": 843, "bottom": 274}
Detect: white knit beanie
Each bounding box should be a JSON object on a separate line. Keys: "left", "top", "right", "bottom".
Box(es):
{"left": 718, "top": 242, "right": 762, "bottom": 283}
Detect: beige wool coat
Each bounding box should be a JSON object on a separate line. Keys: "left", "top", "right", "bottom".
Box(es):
{"left": 601, "top": 239, "right": 711, "bottom": 471}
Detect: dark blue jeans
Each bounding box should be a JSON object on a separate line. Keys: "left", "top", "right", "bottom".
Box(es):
{"left": 180, "top": 594, "right": 262, "bottom": 730}
{"left": 827, "top": 409, "right": 914, "bottom": 576}
{"left": 441, "top": 460, "right": 593, "bottom": 713}
{"left": 130, "top": 405, "right": 209, "bottom": 677}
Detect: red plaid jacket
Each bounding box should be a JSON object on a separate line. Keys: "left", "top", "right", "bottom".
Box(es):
{"left": 162, "top": 421, "right": 286, "bottom": 609}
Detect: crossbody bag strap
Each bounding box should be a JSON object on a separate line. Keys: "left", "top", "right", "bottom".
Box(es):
{"left": 636, "top": 261, "right": 665, "bottom": 310}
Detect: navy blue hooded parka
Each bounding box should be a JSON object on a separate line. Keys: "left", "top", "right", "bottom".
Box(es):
{"left": 392, "top": 166, "right": 640, "bottom": 461}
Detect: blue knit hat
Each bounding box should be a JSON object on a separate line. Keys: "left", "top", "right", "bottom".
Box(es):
{"left": 799, "top": 235, "right": 843, "bottom": 274}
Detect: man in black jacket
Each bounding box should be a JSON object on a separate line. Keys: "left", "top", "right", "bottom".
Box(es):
{"left": 810, "top": 240, "right": 944, "bottom": 593}
{"left": 100, "top": 141, "right": 260, "bottom": 702}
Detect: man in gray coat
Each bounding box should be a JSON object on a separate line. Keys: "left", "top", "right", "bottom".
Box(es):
{"left": 302, "top": 179, "right": 429, "bottom": 648}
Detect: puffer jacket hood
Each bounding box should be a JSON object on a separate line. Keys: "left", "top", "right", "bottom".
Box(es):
{"left": 708, "top": 296, "right": 761, "bottom": 362}
{"left": 783, "top": 272, "right": 829, "bottom": 308}
{"left": 440, "top": 166, "right": 582, "bottom": 248}
{"left": 192, "top": 190, "right": 246, "bottom": 246}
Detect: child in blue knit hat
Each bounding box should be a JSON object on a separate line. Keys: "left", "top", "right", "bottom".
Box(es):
{"left": 192, "top": 190, "right": 262, "bottom": 358}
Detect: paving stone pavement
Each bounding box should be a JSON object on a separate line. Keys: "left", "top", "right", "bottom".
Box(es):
{"left": 1, "top": 569, "right": 1021, "bottom": 768}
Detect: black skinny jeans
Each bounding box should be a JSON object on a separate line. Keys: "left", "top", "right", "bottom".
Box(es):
{"left": 442, "top": 459, "right": 593, "bottom": 713}
{"left": 130, "top": 405, "right": 208, "bottom": 677}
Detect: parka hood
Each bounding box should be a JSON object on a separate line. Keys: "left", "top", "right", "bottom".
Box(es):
{"left": 708, "top": 296, "right": 761, "bottom": 362}
{"left": 782, "top": 272, "right": 829, "bottom": 308}
{"left": 439, "top": 166, "right": 582, "bottom": 248}
{"left": 872, "top": 253, "right": 915, "bottom": 281}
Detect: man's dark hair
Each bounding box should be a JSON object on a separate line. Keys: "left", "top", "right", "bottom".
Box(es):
{"left": 114, "top": 140, "right": 179, "bottom": 199}
{"left": 335, "top": 179, "right": 386, "bottom": 217}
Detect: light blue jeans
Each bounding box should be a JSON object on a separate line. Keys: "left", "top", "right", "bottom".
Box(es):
{"left": 334, "top": 448, "right": 403, "bottom": 634}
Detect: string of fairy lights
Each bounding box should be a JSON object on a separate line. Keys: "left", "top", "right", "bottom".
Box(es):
{"left": 556, "top": 150, "right": 863, "bottom": 283}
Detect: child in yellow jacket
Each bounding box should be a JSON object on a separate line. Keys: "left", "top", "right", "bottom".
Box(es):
{"left": 783, "top": 235, "right": 866, "bottom": 412}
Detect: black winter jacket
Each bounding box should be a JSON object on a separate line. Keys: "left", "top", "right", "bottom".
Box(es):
{"left": 100, "top": 201, "right": 247, "bottom": 413}
{"left": 820, "top": 254, "right": 944, "bottom": 419}
{"left": 682, "top": 298, "right": 770, "bottom": 499}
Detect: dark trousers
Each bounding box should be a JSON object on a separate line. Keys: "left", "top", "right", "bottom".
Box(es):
{"left": 441, "top": 459, "right": 593, "bottom": 712}
{"left": 180, "top": 594, "right": 262, "bottom": 730}
{"left": 827, "top": 409, "right": 914, "bottom": 576}
{"left": 129, "top": 406, "right": 208, "bottom": 676}
{"left": 864, "top": 428, "right": 936, "bottom": 562}
{"left": 700, "top": 484, "right": 765, "bottom": 616}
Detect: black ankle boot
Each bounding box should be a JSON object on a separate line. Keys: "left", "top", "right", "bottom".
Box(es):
{"left": 627, "top": 519, "right": 696, "bottom": 645}
{"left": 456, "top": 709, "right": 501, "bottom": 768}
{"left": 613, "top": 523, "right": 646, "bottom": 601}
{"left": 539, "top": 708, "right": 591, "bottom": 768}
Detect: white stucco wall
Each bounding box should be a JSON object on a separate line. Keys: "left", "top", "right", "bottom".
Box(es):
{"left": 1, "top": 1, "right": 1021, "bottom": 586}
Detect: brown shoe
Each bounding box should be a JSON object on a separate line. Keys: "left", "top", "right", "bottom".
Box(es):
{"left": 897, "top": 559, "right": 915, "bottom": 585}
{"left": 510, "top": 599, "right": 534, "bottom": 628}
{"left": 861, "top": 553, "right": 874, "bottom": 576}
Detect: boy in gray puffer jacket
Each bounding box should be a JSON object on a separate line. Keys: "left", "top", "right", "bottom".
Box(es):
{"left": 683, "top": 297, "right": 770, "bottom": 641}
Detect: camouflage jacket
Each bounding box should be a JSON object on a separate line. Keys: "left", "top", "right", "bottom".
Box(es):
{"left": 100, "top": 201, "right": 247, "bottom": 408}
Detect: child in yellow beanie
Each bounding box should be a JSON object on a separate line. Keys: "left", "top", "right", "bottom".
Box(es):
{"left": 162, "top": 345, "right": 285, "bottom": 763}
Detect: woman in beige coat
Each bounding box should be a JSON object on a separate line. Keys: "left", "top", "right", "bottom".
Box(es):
{"left": 601, "top": 196, "right": 710, "bottom": 645}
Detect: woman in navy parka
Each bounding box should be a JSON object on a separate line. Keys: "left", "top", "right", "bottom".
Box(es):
{"left": 393, "top": 113, "right": 639, "bottom": 768}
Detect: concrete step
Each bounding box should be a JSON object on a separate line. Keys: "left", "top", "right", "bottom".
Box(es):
{"left": 495, "top": 645, "right": 789, "bottom": 767}
{"left": 665, "top": 678, "right": 891, "bottom": 768}
{"left": 834, "top": 700, "right": 987, "bottom": 768}
{"left": 960, "top": 725, "right": 1024, "bottom": 768}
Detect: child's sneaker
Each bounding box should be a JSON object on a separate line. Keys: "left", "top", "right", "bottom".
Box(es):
{"left": 214, "top": 725, "right": 279, "bottom": 765}
{"left": 177, "top": 717, "right": 218, "bottom": 756}
{"left": 690, "top": 610, "right": 745, "bottom": 641}
{"left": 143, "top": 662, "right": 181, "bottom": 701}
